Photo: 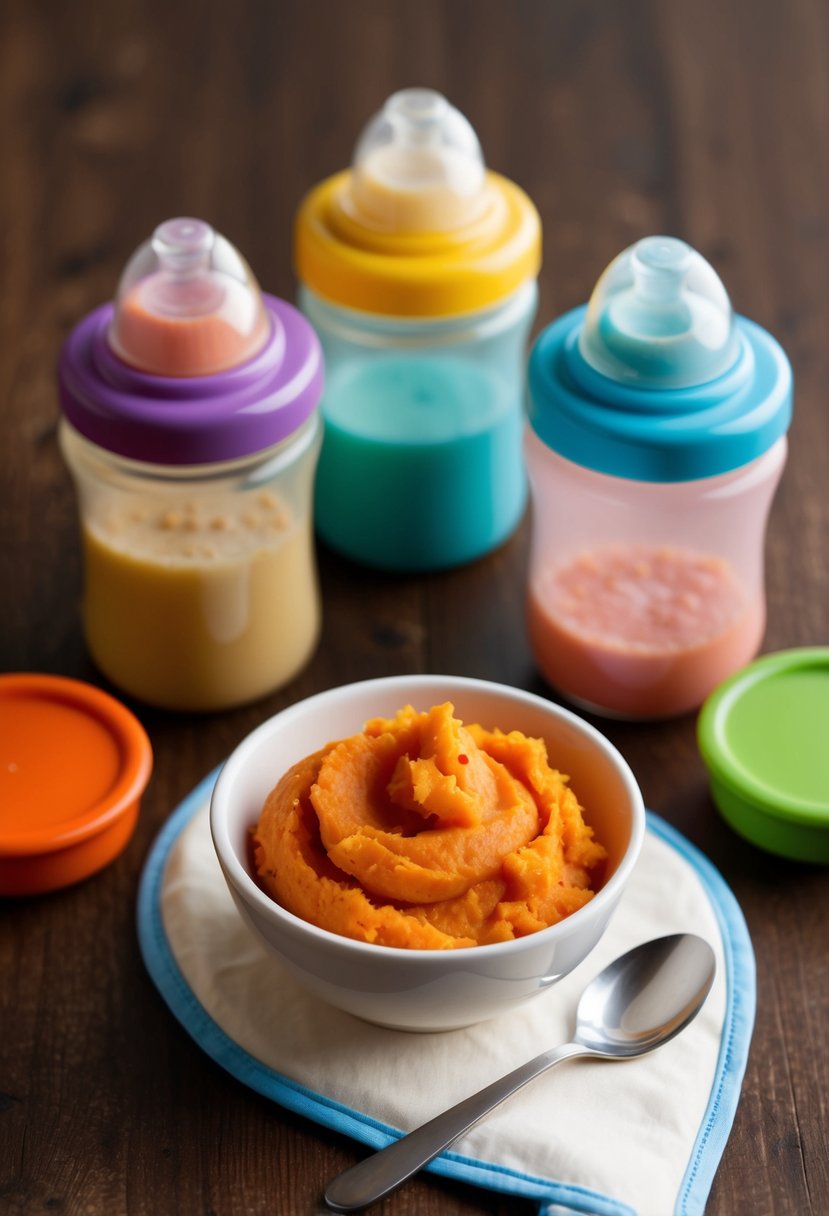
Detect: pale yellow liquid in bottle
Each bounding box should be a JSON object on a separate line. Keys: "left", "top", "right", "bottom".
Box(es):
{"left": 350, "top": 147, "right": 486, "bottom": 232}
{"left": 81, "top": 491, "right": 319, "bottom": 711}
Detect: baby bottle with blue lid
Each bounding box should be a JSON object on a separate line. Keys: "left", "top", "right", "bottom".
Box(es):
{"left": 525, "top": 236, "right": 792, "bottom": 720}
{"left": 295, "top": 88, "right": 542, "bottom": 572}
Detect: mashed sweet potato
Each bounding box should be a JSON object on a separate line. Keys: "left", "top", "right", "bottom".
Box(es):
{"left": 253, "top": 702, "right": 606, "bottom": 949}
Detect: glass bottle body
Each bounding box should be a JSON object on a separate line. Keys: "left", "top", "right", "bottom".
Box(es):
{"left": 60, "top": 415, "right": 321, "bottom": 711}
{"left": 525, "top": 430, "right": 787, "bottom": 718}
{"left": 303, "top": 283, "right": 537, "bottom": 571}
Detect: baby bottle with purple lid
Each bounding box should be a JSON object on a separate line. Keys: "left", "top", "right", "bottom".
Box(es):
{"left": 525, "top": 236, "right": 792, "bottom": 720}
{"left": 58, "top": 218, "right": 323, "bottom": 712}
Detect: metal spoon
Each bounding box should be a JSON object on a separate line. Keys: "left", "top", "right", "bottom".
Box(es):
{"left": 324, "top": 933, "right": 716, "bottom": 1213}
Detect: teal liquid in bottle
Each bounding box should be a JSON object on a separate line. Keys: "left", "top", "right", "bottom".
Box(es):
{"left": 316, "top": 355, "right": 526, "bottom": 571}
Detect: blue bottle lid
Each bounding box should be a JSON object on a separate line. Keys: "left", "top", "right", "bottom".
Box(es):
{"left": 528, "top": 237, "right": 792, "bottom": 482}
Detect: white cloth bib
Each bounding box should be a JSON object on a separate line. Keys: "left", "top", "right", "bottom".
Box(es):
{"left": 138, "top": 770, "right": 754, "bottom": 1216}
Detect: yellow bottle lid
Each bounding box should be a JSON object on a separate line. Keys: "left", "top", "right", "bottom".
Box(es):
{"left": 295, "top": 89, "right": 541, "bottom": 318}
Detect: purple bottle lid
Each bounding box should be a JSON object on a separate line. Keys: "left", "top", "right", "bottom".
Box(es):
{"left": 58, "top": 219, "right": 323, "bottom": 465}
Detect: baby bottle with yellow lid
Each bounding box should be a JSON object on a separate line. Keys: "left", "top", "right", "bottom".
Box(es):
{"left": 525, "top": 236, "right": 792, "bottom": 720}
{"left": 58, "top": 218, "right": 324, "bottom": 712}
{"left": 295, "top": 88, "right": 541, "bottom": 571}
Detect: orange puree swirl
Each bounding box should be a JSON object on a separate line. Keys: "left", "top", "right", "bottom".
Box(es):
{"left": 253, "top": 703, "right": 606, "bottom": 949}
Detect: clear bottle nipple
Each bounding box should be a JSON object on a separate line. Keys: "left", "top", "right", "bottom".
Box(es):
{"left": 109, "top": 218, "right": 270, "bottom": 377}
{"left": 578, "top": 236, "right": 740, "bottom": 389}
{"left": 348, "top": 89, "right": 488, "bottom": 233}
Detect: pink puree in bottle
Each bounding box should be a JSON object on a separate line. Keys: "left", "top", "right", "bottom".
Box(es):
{"left": 528, "top": 543, "right": 765, "bottom": 719}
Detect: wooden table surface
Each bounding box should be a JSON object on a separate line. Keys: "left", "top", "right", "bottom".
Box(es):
{"left": 2, "top": 1, "right": 827, "bottom": 1213}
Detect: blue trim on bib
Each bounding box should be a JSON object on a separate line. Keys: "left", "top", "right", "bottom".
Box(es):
{"left": 136, "top": 769, "right": 753, "bottom": 1216}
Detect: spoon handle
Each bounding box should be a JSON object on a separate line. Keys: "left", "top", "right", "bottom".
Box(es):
{"left": 324, "top": 1041, "right": 586, "bottom": 1213}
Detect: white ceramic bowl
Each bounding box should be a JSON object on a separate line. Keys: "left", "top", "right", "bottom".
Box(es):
{"left": 210, "top": 675, "right": 646, "bottom": 1032}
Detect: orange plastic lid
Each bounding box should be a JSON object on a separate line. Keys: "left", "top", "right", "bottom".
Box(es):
{"left": 0, "top": 675, "right": 152, "bottom": 888}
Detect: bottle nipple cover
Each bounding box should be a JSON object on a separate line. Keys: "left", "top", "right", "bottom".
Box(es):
{"left": 347, "top": 88, "right": 488, "bottom": 233}
{"left": 109, "top": 218, "right": 270, "bottom": 377}
{"left": 578, "top": 236, "right": 741, "bottom": 389}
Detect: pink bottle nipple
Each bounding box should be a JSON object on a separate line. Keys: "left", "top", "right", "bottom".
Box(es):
{"left": 109, "top": 218, "right": 270, "bottom": 377}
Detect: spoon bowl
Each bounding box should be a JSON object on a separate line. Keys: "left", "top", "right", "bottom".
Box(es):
{"left": 574, "top": 932, "right": 717, "bottom": 1056}
{"left": 324, "top": 933, "right": 716, "bottom": 1212}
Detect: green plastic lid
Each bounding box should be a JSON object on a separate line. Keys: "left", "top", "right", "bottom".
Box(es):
{"left": 698, "top": 648, "right": 829, "bottom": 862}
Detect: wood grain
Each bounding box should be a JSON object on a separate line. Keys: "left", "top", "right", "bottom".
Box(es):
{"left": 1, "top": 1, "right": 827, "bottom": 1213}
